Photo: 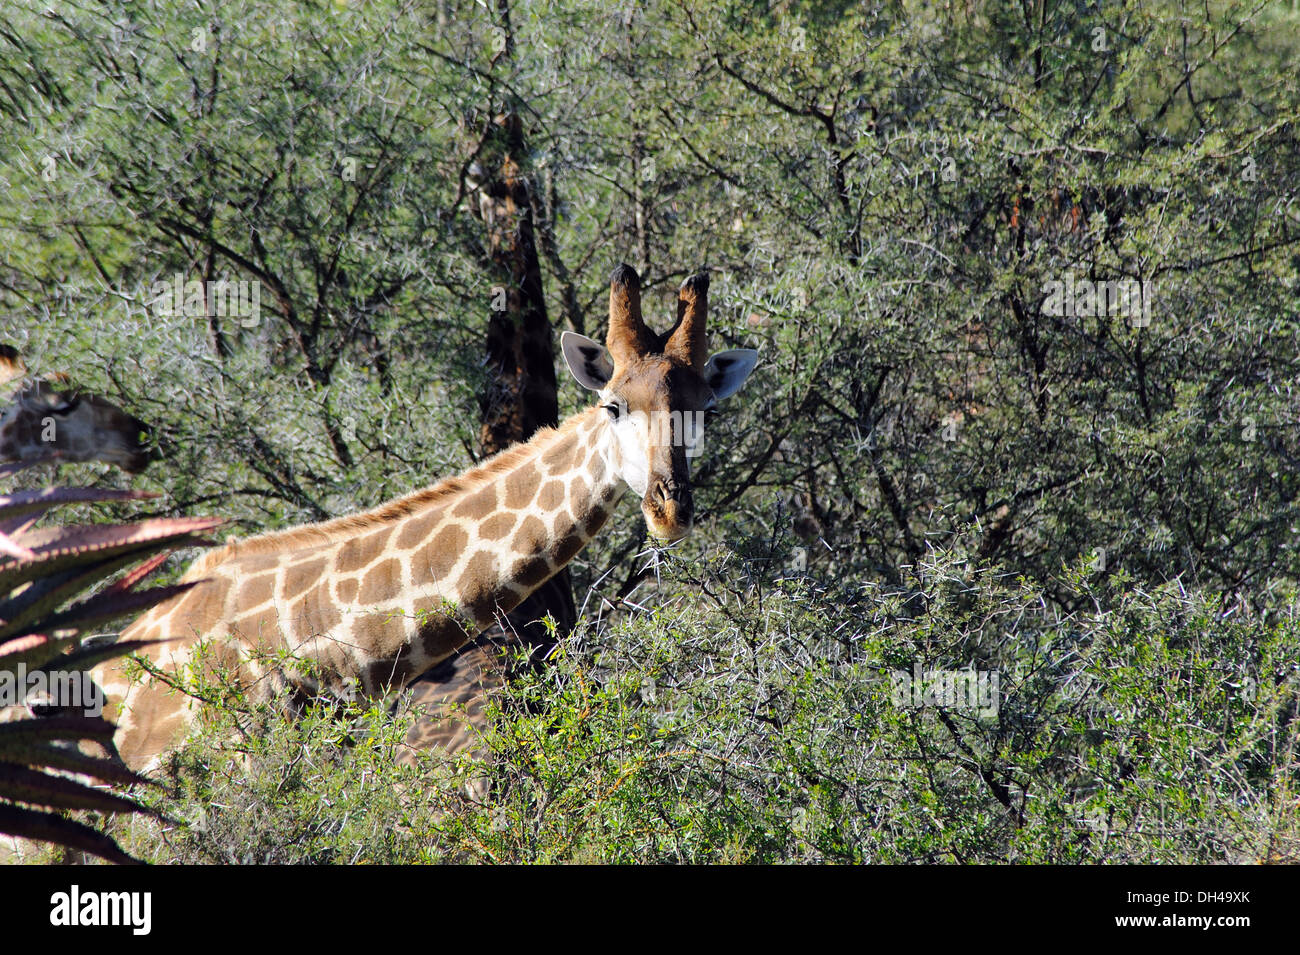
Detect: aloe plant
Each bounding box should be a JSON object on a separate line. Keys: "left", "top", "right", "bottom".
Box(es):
{"left": 0, "top": 485, "right": 223, "bottom": 863}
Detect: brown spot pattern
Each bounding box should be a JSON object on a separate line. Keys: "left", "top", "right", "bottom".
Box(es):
{"left": 549, "top": 508, "right": 575, "bottom": 539}
{"left": 514, "top": 515, "right": 548, "bottom": 557}
{"left": 336, "top": 525, "right": 394, "bottom": 573}
{"left": 554, "top": 531, "right": 585, "bottom": 565}
{"left": 541, "top": 433, "right": 578, "bottom": 473}
{"left": 366, "top": 654, "right": 416, "bottom": 694}
{"left": 536, "top": 478, "right": 564, "bottom": 511}
{"left": 175, "top": 577, "right": 231, "bottom": 636}
{"left": 584, "top": 508, "right": 611, "bottom": 537}
{"left": 358, "top": 558, "right": 402, "bottom": 604}
{"left": 239, "top": 574, "right": 274, "bottom": 610}
{"left": 504, "top": 465, "right": 540, "bottom": 509}
{"left": 289, "top": 590, "right": 342, "bottom": 639}
{"left": 478, "top": 512, "right": 517, "bottom": 540}
{"left": 394, "top": 512, "right": 437, "bottom": 550}
{"left": 452, "top": 483, "right": 497, "bottom": 519}
{"left": 413, "top": 598, "right": 466, "bottom": 661}
{"left": 239, "top": 553, "right": 281, "bottom": 574}
{"left": 455, "top": 551, "right": 498, "bottom": 622}
{"left": 282, "top": 558, "right": 327, "bottom": 600}
{"left": 351, "top": 609, "right": 410, "bottom": 660}
{"left": 412, "top": 524, "right": 468, "bottom": 586}
{"left": 511, "top": 555, "right": 552, "bottom": 590}
{"left": 232, "top": 607, "right": 281, "bottom": 651}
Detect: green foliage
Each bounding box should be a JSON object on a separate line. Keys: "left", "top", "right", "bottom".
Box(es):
{"left": 119, "top": 692, "right": 447, "bottom": 865}
{"left": 112, "top": 544, "right": 1297, "bottom": 864}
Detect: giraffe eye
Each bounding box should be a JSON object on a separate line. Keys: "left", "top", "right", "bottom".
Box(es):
{"left": 604, "top": 403, "right": 621, "bottom": 420}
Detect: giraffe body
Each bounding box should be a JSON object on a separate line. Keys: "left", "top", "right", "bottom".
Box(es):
{"left": 98, "top": 408, "right": 623, "bottom": 770}
{"left": 89, "top": 264, "right": 758, "bottom": 772}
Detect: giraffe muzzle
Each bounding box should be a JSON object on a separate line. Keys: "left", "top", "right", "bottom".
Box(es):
{"left": 643, "top": 477, "right": 694, "bottom": 542}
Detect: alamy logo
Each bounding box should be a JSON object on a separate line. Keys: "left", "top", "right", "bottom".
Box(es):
{"left": 891, "top": 661, "right": 999, "bottom": 718}
{"left": 613, "top": 403, "right": 711, "bottom": 458}
{"left": 50, "top": 885, "right": 151, "bottom": 935}
{"left": 1040, "top": 273, "right": 1152, "bottom": 326}
{"left": 150, "top": 273, "right": 261, "bottom": 327}
{"left": 0, "top": 664, "right": 102, "bottom": 717}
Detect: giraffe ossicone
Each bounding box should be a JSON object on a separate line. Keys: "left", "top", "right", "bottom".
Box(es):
{"left": 90, "top": 264, "right": 758, "bottom": 772}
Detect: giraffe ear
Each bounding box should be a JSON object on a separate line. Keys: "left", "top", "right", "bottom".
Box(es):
{"left": 703, "top": 349, "right": 759, "bottom": 400}
{"left": 561, "top": 331, "right": 615, "bottom": 391}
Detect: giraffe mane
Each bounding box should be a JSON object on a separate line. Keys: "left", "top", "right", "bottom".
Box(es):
{"left": 182, "top": 408, "right": 599, "bottom": 580}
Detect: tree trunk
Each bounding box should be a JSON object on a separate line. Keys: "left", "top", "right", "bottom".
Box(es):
{"left": 396, "top": 106, "right": 577, "bottom": 765}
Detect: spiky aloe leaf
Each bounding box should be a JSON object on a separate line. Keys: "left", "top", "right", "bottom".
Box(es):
{"left": 0, "top": 714, "right": 119, "bottom": 747}
{"left": 0, "top": 530, "right": 35, "bottom": 561}
{"left": 0, "top": 709, "right": 163, "bottom": 867}
{"left": 0, "top": 762, "right": 151, "bottom": 814}
{"left": 0, "top": 632, "right": 51, "bottom": 656}
{"left": 0, "top": 415, "right": 213, "bottom": 862}
{"left": 0, "top": 633, "right": 77, "bottom": 673}
{"left": 0, "top": 488, "right": 159, "bottom": 534}
{"left": 0, "top": 740, "right": 140, "bottom": 787}
{"left": 42, "top": 585, "right": 201, "bottom": 641}
{"left": 0, "top": 568, "right": 84, "bottom": 639}
{"left": 101, "top": 550, "right": 171, "bottom": 595}
{"left": 0, "top": 515, "right": 225, "bottom": 593}
{"left": 49, "top": 636, "right": 174, "bottom": 675}
{"left": 0, "top": 497, "right": 221, "bottom": 864}
{"left": 0, "top": 804, "right": 138, "bottom": 865}
{"left": 0, "top": 549, "right": 154, "bottom": 641}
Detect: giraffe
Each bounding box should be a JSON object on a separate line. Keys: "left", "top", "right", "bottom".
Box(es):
{"left": 91, "top": 264, "right": 758, "bottom": 773}
{"left": 0, "top": 351, "right": 155, "bottom": 474}
{"left": 391, "top": 571, "right": 574, "bottom": 778}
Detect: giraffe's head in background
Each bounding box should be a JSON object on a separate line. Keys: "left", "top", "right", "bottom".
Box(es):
{"left": 0, "top": 372, "right": 155, "bottom": 474}
{"left": 561, "top": 264, "right": 758, "bottom": 543}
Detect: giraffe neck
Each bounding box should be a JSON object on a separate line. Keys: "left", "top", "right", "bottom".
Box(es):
{"left": 400, "top": 403, "right": 625, "bottom": 633}
{"left": 99, "top": 405, "right": 627, "bottom": 769}
{"left": 234, "top": 403, "right": 626, "bottom": 688}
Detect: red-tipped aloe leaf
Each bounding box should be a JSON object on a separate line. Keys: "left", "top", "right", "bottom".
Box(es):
{"left": 41, "top": 583, "right": 201, "bottom": 638}
{"left": 0, "top": 761, "right": 150, "bottom": 814}
{"left": 48, "top": 636, "right": 176, "bottom": 675}
{"left": 0, "top": 529, "right": 35, "bottom": 561}
{"left": 0, "top": 735, "right": 144, "bottom": 787}
{"left": 0, "top": 487, "right": 159, "bottom": 533}
{"left": 101, "top": 550, "right": 172, "bottom": 596}
{"left": 0, "top": 633, "right": 78, "bottom": 673}
{"left": 0, "top": 804, "right": 139, "bottom": 865}
{"left": 0, "top": 550, "right": 151, "bottom": 641}
{"left": 7, "top": 515, "right": 224, "bottom": 553}
{"left": 0, "top": 715, "right": 119, "bottom": 746}
{"left": 0, "top": 516, "right": 225, "bottom": 593}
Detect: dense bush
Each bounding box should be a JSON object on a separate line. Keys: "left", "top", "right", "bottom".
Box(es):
{"left": 98, "top": 544, "right": 1295, "bottom": 864}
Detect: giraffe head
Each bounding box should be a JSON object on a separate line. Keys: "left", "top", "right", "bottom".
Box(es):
{"left": 561, "top": 264, "right": 758, "bottom": 542}
{"left": 0, "top": 375, "right": 155, "bottom": 473}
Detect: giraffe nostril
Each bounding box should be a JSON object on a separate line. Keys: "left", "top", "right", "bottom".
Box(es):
{"left": 655, "top": 481, "right": 671, "bottom": 502}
